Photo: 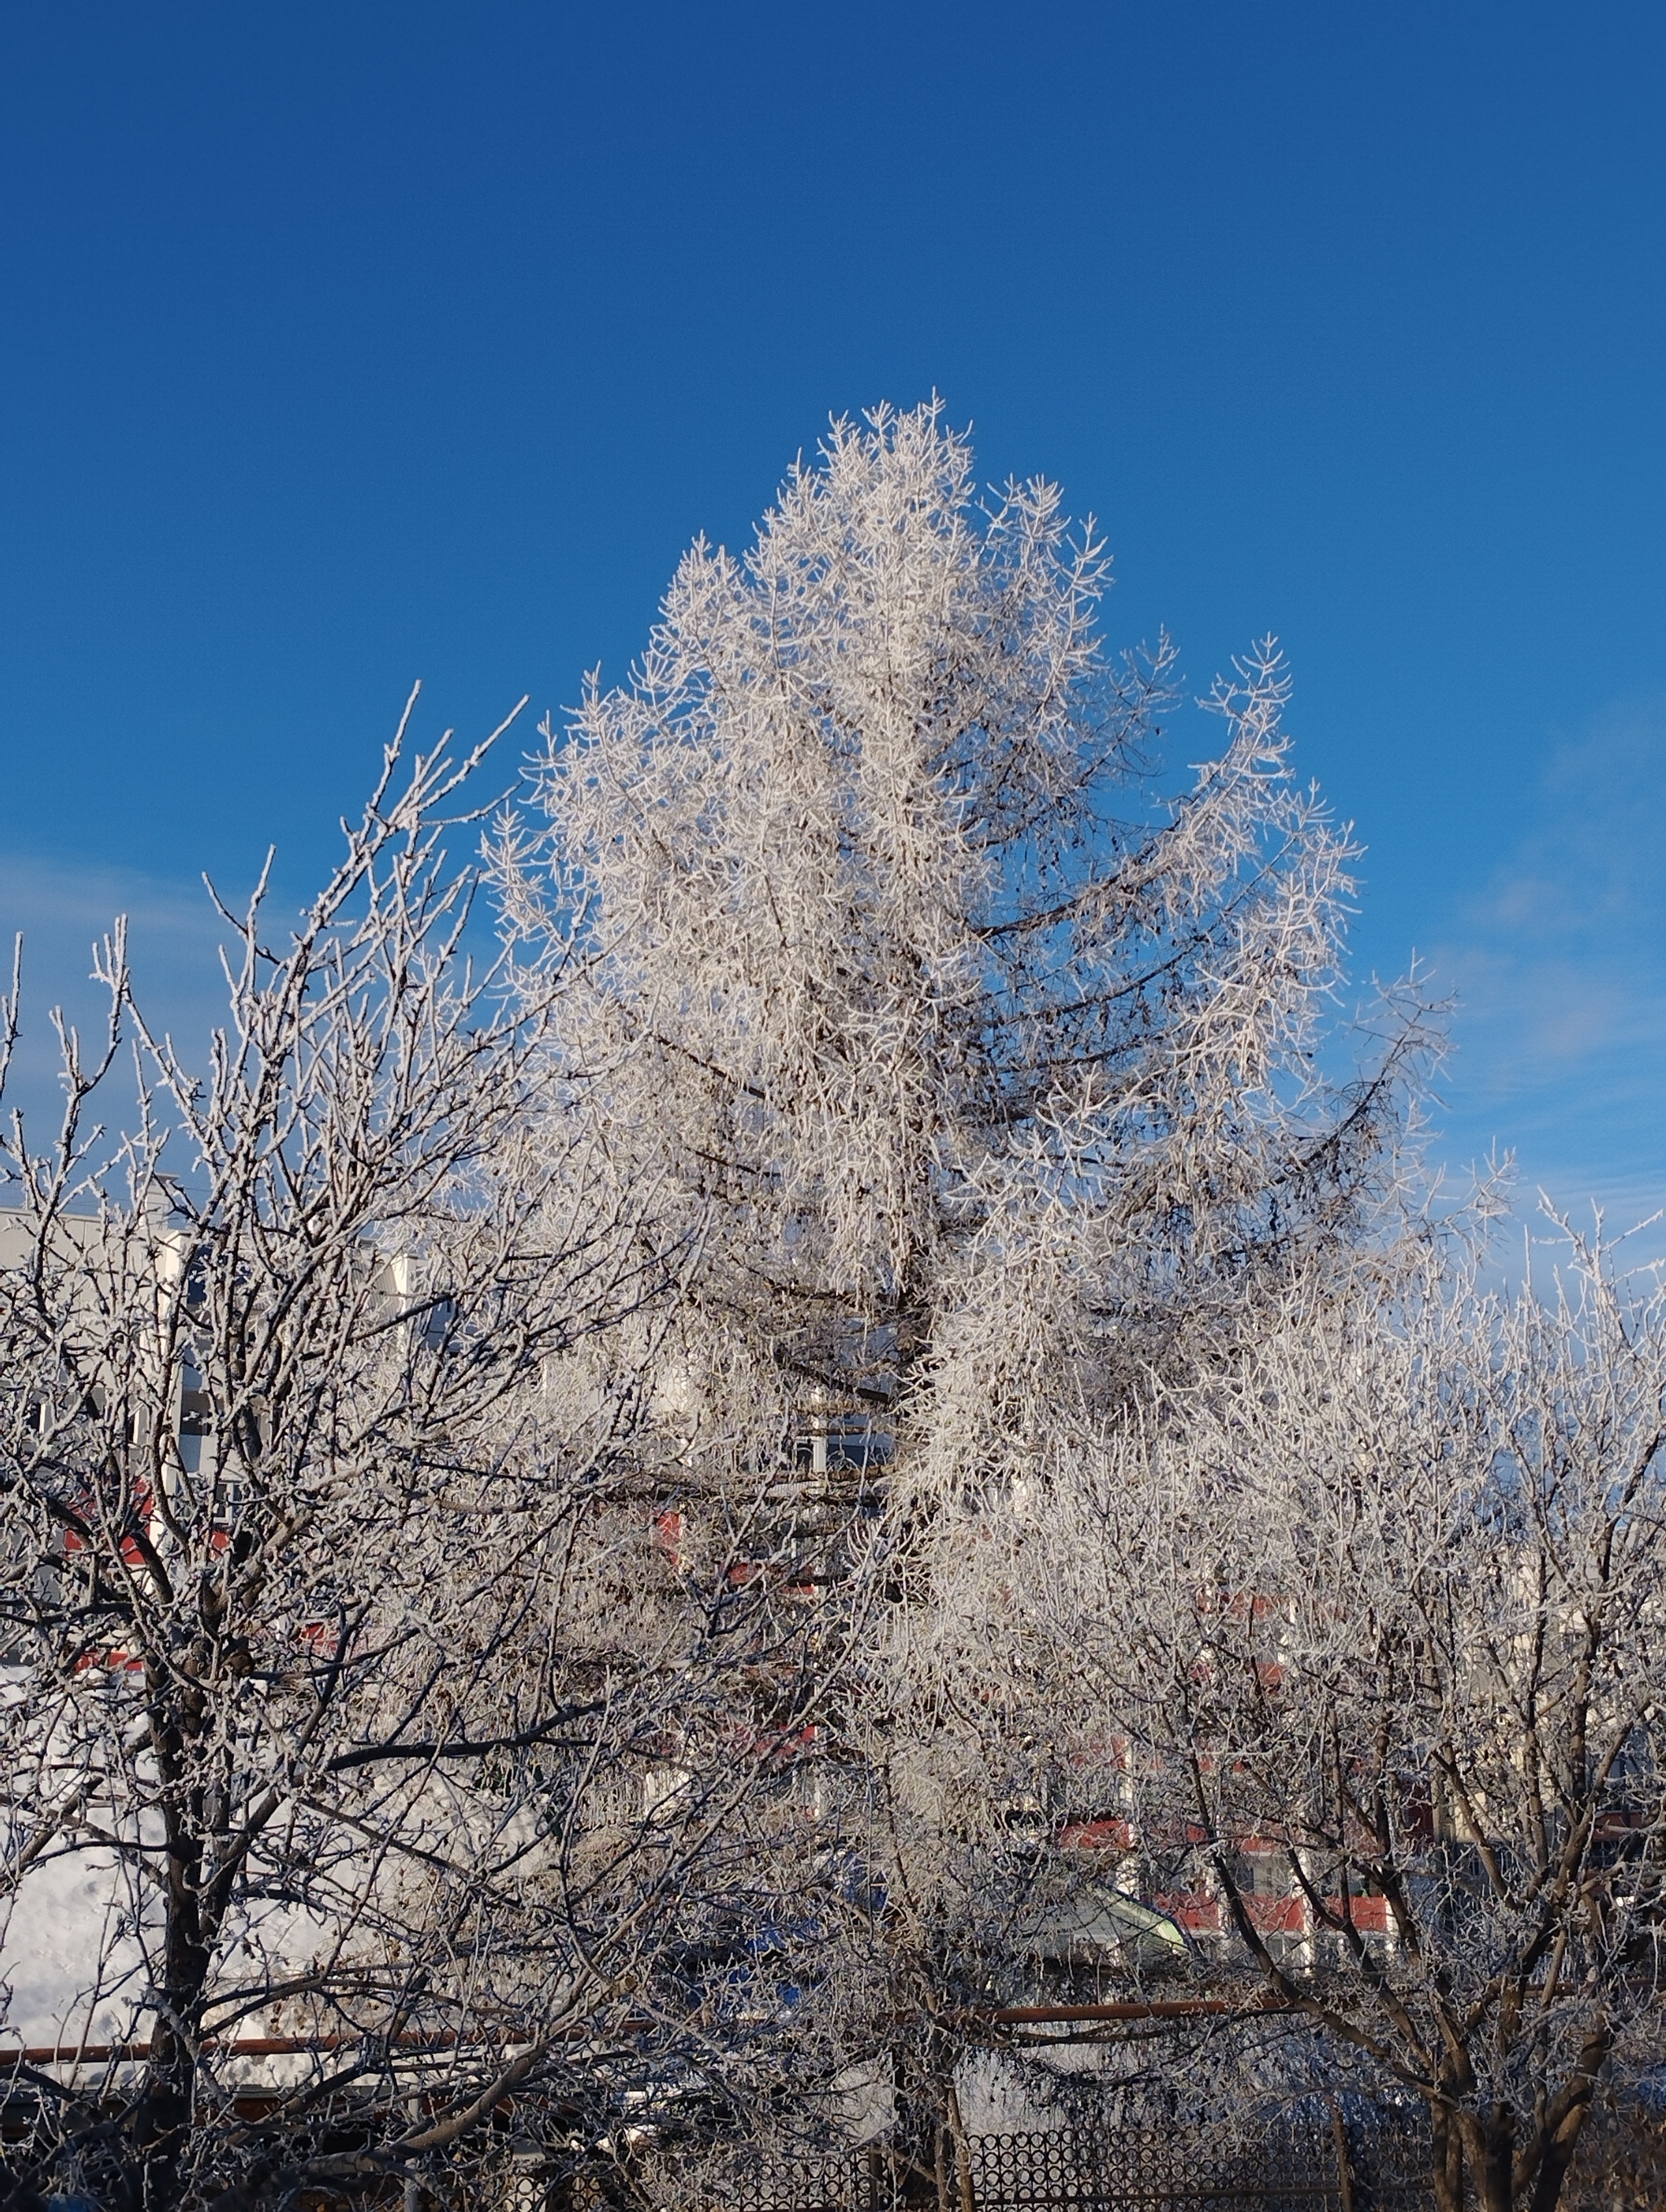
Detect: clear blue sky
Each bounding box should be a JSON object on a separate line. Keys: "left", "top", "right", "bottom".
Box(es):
{"left": 2, "top": 3, "right": 1664, "bottom": 1240}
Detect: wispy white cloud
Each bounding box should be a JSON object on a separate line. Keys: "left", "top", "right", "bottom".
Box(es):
{"left": 0, "top": 852, "right": 233, "bottom": 1146}
{"left": 1426, "top": 695, "right": 1666, "bottom": 1249}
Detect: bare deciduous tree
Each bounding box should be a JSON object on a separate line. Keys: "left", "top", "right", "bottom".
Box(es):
{"left": 0, "top": 702, "right": 835, "bottom": 2210}
{"left": 1041, "top": 1231, "right": 1666, "bottom": 2212}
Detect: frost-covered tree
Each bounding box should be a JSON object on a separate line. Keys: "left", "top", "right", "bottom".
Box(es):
{"left": 493, "top": 400, "right": 1428, "bottom": 2194}
{"left": 496, "top": 395, "right": 1419, "bottom": 1490}
{"left": 1041, "top": 1232, "right": 1666, "bottom": 2212}
{"left": 0, "top": 706, "right": 840, "bottom": 2211}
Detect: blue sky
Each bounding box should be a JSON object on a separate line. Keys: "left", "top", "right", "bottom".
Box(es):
{"left": 2, "top": 3, "right": 1664, "bottom": 1240}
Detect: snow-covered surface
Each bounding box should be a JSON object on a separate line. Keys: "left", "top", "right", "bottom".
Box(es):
{"left": 1, "top": 1847, "right": 144, "bottom": 2052}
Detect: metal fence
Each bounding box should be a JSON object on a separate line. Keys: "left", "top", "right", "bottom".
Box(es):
{"left": 566, "top": 2111, "right": 1433, "bottom": 2212}
{"left": 964, "top": 2123, "right": 1426, "bottom": 2212}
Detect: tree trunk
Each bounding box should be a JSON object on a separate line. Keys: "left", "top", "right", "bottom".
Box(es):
{"left": 1471, "top": 2107, "right": 1516, "bottom": 2212}
{"left": 1529, "top": 2099, "right": 1597, "bottom": 2212}
{"left": 137, "top": 1705, "right": 214, "bottom": 2210}
{"left": 1328, "top": 2101, "right": 1354, "bottom": 2212}
{"left": 1529, "top": 2021, "right": 1612, "bottom": 2212}
{"left": 135, "top": 2018, "right": 195, "bottom": 2212}
{"left": 944, "top": 2078, "right": 977, "bottom": 2212}
{"left": 1431, "top": 2105, "right": 1465, "bottom": 2212}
